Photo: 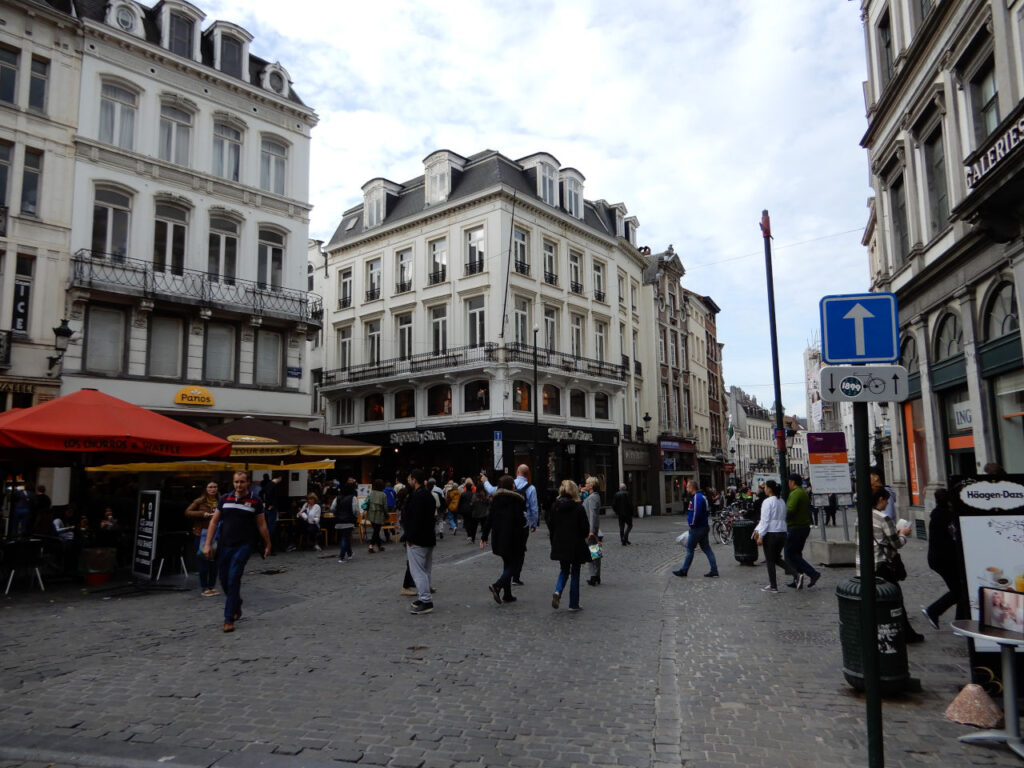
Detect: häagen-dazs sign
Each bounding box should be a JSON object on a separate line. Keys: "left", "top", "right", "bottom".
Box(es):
{"left": 958, "top": 479, "right": 1024, "bottom": 511}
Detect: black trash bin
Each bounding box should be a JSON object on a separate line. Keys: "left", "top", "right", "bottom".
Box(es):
{"left": 836, "top": 576, "right": 909, "bottom": 695}
{"left": 731, "top": 518, "right": 757, "bottom": 565}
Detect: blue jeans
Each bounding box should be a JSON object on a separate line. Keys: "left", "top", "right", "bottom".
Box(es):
{"left": 197, "top": 529, "right": 217, "bottom": 590}
{"left": 494, "top": 553, "right": 522, "bottom": 596}
{"left": 217, "top": 543, "right": 252, "bottom": 623}
{"left": 784, "top": 526, "right": 819, "bottom": 579}
{"left": 337, "top": 528, "right": 353, "bottom": 559}
{"left": 555, "top": 561, "right": 582, "bottom": 608}
{"left": 679, "top": 525, "right": 718, "bottom": 574}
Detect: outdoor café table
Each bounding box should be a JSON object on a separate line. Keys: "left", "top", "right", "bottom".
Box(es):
{"left": 951, "top": 619, "right": 1024, "bottom": 758}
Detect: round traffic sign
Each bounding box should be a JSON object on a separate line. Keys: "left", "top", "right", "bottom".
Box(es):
{"left": 840, "top": 376, "right": 863, "bottom": 397}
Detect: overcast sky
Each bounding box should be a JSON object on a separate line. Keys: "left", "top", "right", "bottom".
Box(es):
{"left": 202, "top": 0, "right": 871, "bottom": 419}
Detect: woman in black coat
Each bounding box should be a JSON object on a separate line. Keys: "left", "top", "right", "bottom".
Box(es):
{"left": 922, "top": 488, "right": 969, "bottom": 629}
{"left": 547, "top": 479, "right": 591, "bottom": 611}
{"left": 487, "top": 475, "right": 527, "bottom": 604}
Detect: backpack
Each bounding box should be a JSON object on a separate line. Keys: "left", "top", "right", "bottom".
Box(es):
{"left": 446, "top": 488, "right": 461, "bottom": 512}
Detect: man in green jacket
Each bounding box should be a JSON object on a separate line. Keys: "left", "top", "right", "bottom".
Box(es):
{"left": 784, "top": 473, "right": 821, "bottom": 589}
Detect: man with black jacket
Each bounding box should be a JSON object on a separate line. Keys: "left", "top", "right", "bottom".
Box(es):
{"left": 402, "top": 468, "right": 436, "bottom": 615}
{"left": 612, "top": 483, "right": 633, "bottom": 545}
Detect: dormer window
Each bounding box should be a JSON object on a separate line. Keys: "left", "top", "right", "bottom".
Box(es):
{"left": 366, "top": 194, "right": 383, "bottom": 228}
{"left": 169, "top": 13, "right": 194, "bottom": 58}
{"left": 107, "top": 2, "right": 143, "bottom": 37}
{"left": 427, "top": 165, "right": 448, "bottom": 205}
{"left": 361, "top": 178, "right": 401, "bottom": 229}
{"left": 540, "top": 163, "right": 558, "bottom": 206}
{"left": 565, "top": 177, "right": 582, "bottom": 218}
{"left": 261, "top": 64, "right": 291, "bottom": 98}
{"left": 207, "top": 22, "right": 253, "bottom": 80}
{"left": 116, "top": 6, "right": 136, "bottom": 32}
{"left": 220, "top": 37, "right": 243, "bottom": 79}
{"left": 422, "top": 150, "right": 465, "bottom": 206}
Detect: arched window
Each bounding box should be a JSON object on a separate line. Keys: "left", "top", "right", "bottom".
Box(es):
{"left": 594, "top": 392, "right": 610, "bottom": 419}
{"left": 934, "top": 313, "right": 963, "bottom": 361}
{"left": 153, "top": 202, "right": 187, "bottom": 275}
{"left": 258, "top": 228, "right": 284, "bottom": 290}
{"left": 570, "top": 389, "right": 586, "bottom": 418}
{"left": 542, "top": 384, "right": 561, "bottom": 415}
{"left": 91, "top": 187, "right": 131, "bottom": 260}
{"left": 512, "top": 380, "right": 531, "bottom": 412}
{"left": 364, "top": 393, "right": 384, "bottom": 422}
{"left": 427, "top": 385, "right": 451, "bottom": 416}
{"left": 208, "top": 216, "right": 238, "bottom": 284}
{"left": 464, "top": 380, "right": 489, "bottom": 412}
{"left": 900, "top": 336, "right": 919, "bottom": 374}
{"left": 984, "top": 282, "right": 1019, "bottom": 340}
{"left": 394, "top": 389, "right": 415, "bottom": 419}
{"left": 159, "top": 103, "right": 192, "bottom": 166}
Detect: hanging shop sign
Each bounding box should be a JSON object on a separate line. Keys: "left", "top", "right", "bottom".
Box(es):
{"left": 173, "top": 386, "right": 215, "bottom": 406}
{"left": 389, "top": 429, "right": 447, "bottom": 445}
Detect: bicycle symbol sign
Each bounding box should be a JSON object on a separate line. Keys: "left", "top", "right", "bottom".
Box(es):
{"left": 819, "top": 365, "right": 909, "bottom": 403}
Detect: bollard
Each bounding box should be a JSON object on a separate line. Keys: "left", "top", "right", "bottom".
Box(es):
{"left": 836, "top": 576, "right": 909, "bottom": 695}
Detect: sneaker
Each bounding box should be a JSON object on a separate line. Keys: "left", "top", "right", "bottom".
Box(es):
{"left": 568, "top": 605, "right": 583, "bottom": 612}
{"left": 796, "top": 574, "right": 806, "bottom": 590}
{"left": 286, "top": 546, "right": 297, "bottom": 553}
{"left": 466, "top": 537, "right": 474, "bottom": 543}
{"left": 762, "top": 585, "right": 779, "bottom": 593}
{"left": 786, "top": 580, "right": 798, "bottom": 589}
{"left": 337, "top": 558, "right": 346, "bottom": 563}
{"left": 921, "top": 608, "right": 940, "bottom": 631}
{"left": 551, "top": 592, "right": 561, "bottom": 609}
{"left": 409, "top": 601, "right": 433, "bottom": 615}
{"left": 314, "top": 545, "right": 321, "bottom": 552}
{"left": 512, "top": 578, "right": 524, "bottom": 586}
{"left": 807, "top": 573, "right": 820, "bottom": 588}
{"left": 502, "top": 595, "right": 517, "bottom": 603}
{"left": 672, "top": 570, "right": 688, "bottom": 577}
{"left": 400, "top": 587, "right": 417, "bottom": 596}
{"left": 704, "top": 572, "right": 719, "bottom": 578}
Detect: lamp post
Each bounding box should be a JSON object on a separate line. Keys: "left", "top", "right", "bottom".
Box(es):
{"left": 47, "top": 318, "right": 73, "bottom": 372}
{"left": 642, "top": 411, "right": 651, "bottom": 441}
{"left": 533, "top": 325, "right": 541, "bottom": 498}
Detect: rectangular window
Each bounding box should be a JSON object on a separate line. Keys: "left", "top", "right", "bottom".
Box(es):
{"left": 148, "top": 315, "right": 183, "bottom": 378}
{"left": 335, "top": 397, "right": 354, "bottom": 426}
{"left": 260, "top": 138, "right": 286, "bottom": 195}
{"left": 169, "top": 13, "right": 194, "bottom": 58}
{"left": 153, "top": 204, "right": 186, "bottom": 275}
{"left": 571, "top": 314, "right": 583, "bottom": 357}
{"left": 258, "top": 230, "right": 284, "bottom": 290}
{"left": 396, "top": 248, "right": 413, "bottom": 292}
{"left": 213, "top": 123, "right": 241, "bottom": 182}
{"left": 565, "top": 178, "right": 581, "bottom": 217}
{"left": 429, "top": 238, "right": 447, "bottom": 283}
{"left": 923, "top": 128, "right": 948, "bottom": 236}
{"left": 366, "top": 258, "right": 381, "bottom": 300}
{"left": 544, "top": 307, "right": 556, "bottom": 352}
{"left": 366, "top": 320, "right": 380, "bottom": 364}
{"left": 159, "top": 105, "right": 192, "bottom": 166}
{"left": 595, "top": 321, "right": 606, "bottom": 362}
{"left": 431, "top": 306, "right": 447, "bottom": 354}
{"left": 618, "top": 273, "right": 625, "bottom": 304}
{"left": 878, "top": 11, "right": 894, "bottom": 88}
{"left": 0, "top": 142, "right": 9, "bottom": 206}
{"left": 543, "top": 240, "right": 557, "bottom": 284}
{"left": 593, "top": 262, "right": 605, "bottom": 301}
{"left": 631, "top": 281, "right": 638, "bottom": 311}
{"left": 220, "top": 36, "right": 243, "bottom": 78}
{"left": 255, "top": 329, "right": 283, "bottom": 386}
{"left": 971, "top": 60, "right": 1000, "bottom": 143}
{"left": 366, "top": 195, "right": 382, "bottom": 228}
{"left": 513, "top": 228, "right": 528, "bottom": 273}
{"left": 670, "top": 330, "right": 678, "bottom": 367}
{"left": 514, "top": 297, "right": 529, "bottom": 344}
{"left": 20, "top": 149, "right": 41, "bottom": 216}
{"left": 92, "top": 188, "right": 130, "bottom": 260}
{"left": 204, "top": 322, "right": 236, "bottom": 382}
{"left": 86, "top": 306, "right": 126, "bottom": 374}
{"left": 0, "top": 47, "right": 16, "bottom": 104}
{"left": 337, "top": 326, "right": 351, "bottom": 369}
{"left": 397, "top": 313, "right": 413, "bottom": 359}
{"left": 207, "top": 217, "right": 238, "bottom": 284}
{"left": 465, "top": 227, "right": 484, "bottom": 273}
{"left": 569, "top": 251, "right": 582, "bottom": 292}
{"left": 99, "top": 84, "right": 136, "bottom": 150}
{"left": 28, "top": 57, "right": 48, "bottom": 111}
{"left": 659, "top": 330, "right": 666, "bottom": 364}
{"left": 889, "top": 174, "right": 910, "bottom": 267}
{"left": 467, "top": 296, "right": 485, "bottom": 348}
{"left": 540, "top": 163, "right": 557, "bottom": 205}
{"left": 338, "top": 268, "right": 352, "bottom": 308}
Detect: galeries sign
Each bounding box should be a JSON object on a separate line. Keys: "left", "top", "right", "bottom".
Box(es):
{"left": 965, "top": 113, "right": 1024, "bottom": 188}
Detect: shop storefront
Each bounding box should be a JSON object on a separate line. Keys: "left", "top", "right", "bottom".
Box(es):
{"left": 658, "top": 438, "right": 696, "bottom": 515}
{"left": 622, "top": 441, "right": 656, "bottom": 515}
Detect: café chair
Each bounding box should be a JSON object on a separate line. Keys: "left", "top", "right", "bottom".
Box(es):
{"left": 2, "top": 538, "right": 46, "bottom": 595}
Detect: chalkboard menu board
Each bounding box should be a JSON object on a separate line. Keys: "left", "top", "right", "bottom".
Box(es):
{"left": 132, "top": 490, "right": 161, "bottom": 580}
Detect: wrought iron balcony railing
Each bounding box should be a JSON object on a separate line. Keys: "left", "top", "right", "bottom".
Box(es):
{"left": 593, "top": 289, "right": 606, "bottom": 303}
{"left": 465, "top": 259, "right": 484, "bottom": 276}
{"left": 365, "top": 287, "right": 381, "bottom": 301}
{"left": 514, "top": 260, "right": 530, "bottom": 276}
{"left": 634, "top": 360, "right": 643, "bottom": 376}
{"left": 569, "top": 281, "right": 584, "bottom": 295}
{"left": 72, "top": 250, "right": 322, "bottom": 326}
{"left": 338, "top": 294, "right": 352, "bottom": 309}
{"left": 321, "top": 341, "right": 627, "bottom": 386}
{"left": 544, "top": 271, "right": 558, "bottom": 286}
{"left": 428, "top": 267, "right": 447, "bottom": 285}
{"left": 395, "top": 280, "right": 413, "bottom": 295}
{"left": 621, "top": 354, "right": 629, "bottom": 369}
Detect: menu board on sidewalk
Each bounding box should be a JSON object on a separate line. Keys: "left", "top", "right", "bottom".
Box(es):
{"left": 132, "top": 490, "right": 161, "bottom": 581}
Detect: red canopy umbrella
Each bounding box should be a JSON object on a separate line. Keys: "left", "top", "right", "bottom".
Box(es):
{"left": 0, "top": 389, "right": 231, "bottom": 462}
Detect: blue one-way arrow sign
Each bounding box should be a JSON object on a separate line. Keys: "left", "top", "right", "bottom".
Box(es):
{"left": 820, "top": 293, "right": 900, "bottom": 364}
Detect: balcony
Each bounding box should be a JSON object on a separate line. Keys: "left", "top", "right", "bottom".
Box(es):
{"left": 593, "top": 289, "right": 606, "bottom": 303}
{"left": 428, "top": 267, "right": 447, "bottom": 285}
{"left": 338, "top": 294, "right": 352, "bottom": 309}
{"left": 365, "top": 287, "right": 381, "bottom": 301}
{"left": 514, "top": 260, "right": 530, "bottom": 276}
{"left": 634, "top": 360, "right": 643, "bottom": 376}
{"left": 72, "top": 250, "right": 322, "bottom": 328}
{"left": 465, "top": 259, "right": 484, "bottom": 276}
{"left": 569, "top": 281, "right": 584, "bottom": 295}
{"left": 395, "top": 280, "right": 412, "bottom": 295}
{"left": 544, "top": 271, "right": 558, "bottom": 286}
{"left": 621, "top": 354, "right": 629, "bottom": 369}
{"left": 623, "top": 423, "right": 631, "bottom": 438}
{"left": 505, "top": 341, "right": 626, "bottom": 380}
{"left": 635, "top": 427, "right": 645, "bottom": 441}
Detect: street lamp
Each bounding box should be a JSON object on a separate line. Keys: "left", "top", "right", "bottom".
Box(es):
{"left": 47, "top": 318, "right": 73, "bottom": 371}
{"left": 642, "top": 411, "right": 651, "bottom": 440}
{"left": 532, "top": 324, "right": 542, "bottom": 502}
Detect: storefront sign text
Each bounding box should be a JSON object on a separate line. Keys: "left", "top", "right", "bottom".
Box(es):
{"left": 966, "top": 115, "right": 1024, "bottom": 188}
{"left": 0, "top": 380, "right": 34, "bottom": 393}
{"left": 547, "top": 427, "right": 593, "bottom": 442}
{"left": 390, "top": 430, "right": 447, "bottom": 445}
{"left": 173, "top": 386, "right": 215, "bottom": 406}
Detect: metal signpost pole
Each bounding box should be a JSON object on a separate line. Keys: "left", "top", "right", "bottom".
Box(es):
{"left": 760, "top": 210, "right": 788, "bottom": 489}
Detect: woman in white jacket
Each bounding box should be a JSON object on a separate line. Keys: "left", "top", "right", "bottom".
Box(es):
{"left": 752, "top": 480, "right": 794, "bottom": 592}
{"left": 296, "top": 492, "right": 322, "bottom": 551}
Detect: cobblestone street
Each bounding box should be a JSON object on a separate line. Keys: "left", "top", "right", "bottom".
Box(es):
{"left": 0, "top": 514, "right": 1019, "bottom": 768}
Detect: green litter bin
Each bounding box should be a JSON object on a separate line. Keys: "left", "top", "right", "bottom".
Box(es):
{"left": 836, "top": 576, "right": 909, "bottom": 695}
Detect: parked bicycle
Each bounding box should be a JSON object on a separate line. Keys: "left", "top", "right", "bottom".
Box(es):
{"left": 711, "top": 503, "right": 747, "bottom": 544}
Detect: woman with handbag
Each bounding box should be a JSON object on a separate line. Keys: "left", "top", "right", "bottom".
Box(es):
{"left": 185, "top": 480, "right": 220, "bottom": 596}
{"left": 582, "top": 477, "right": 602, "bottom": 586}
{"left": 868, "top": 487, "right": 925, "bottom": 643}
{"left": 547, "top": 479, "right": 590, "bottom": 611}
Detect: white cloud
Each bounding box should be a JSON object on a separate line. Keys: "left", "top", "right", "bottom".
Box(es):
{"left": 202, "top": 0, "right": 872, "bottom": 417}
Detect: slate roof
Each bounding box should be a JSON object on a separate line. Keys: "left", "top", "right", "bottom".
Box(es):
{"left": 40, "top": 0, "right": 307, "bottom": 107}
{"left": 327, "top": 149, "right": 628, "bottom": 251}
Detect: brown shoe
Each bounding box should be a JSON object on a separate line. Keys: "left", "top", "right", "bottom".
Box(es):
{"left": 222, "top": 622, "right": 235, "bottom": 633}
{"left": 400, "top": 587, "right": 417, "bottom": 596}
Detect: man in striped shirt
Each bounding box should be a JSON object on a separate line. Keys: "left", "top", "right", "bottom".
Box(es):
{"left": 203, "top": 470, "right": 271, "bottom": 633}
